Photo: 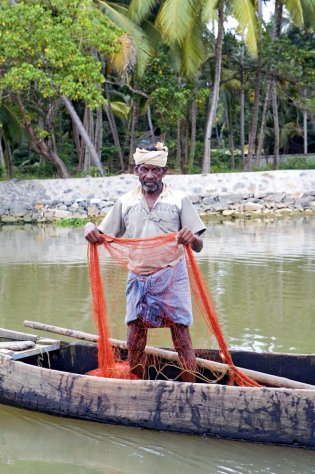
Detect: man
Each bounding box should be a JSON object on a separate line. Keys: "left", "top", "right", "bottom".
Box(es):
{"left": 85, "top": 142, "right": 205, "bottom": 382}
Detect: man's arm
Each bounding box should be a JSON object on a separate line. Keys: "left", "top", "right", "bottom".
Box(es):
{"left": 177, "top": 227, "right": 203, "bottom": 253}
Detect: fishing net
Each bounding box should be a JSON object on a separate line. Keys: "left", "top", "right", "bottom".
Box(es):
{"left": 88, "top": 232, "right": 260, "bottom": 387}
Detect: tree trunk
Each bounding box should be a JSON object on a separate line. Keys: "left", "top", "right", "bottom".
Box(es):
{"left": 255, "top": 0, "right": 283, "bottom": 170}
{"left": 183, "top": 118, "right": 189, "bottom": 173}
{"left": 245, "top": 0, "right": 264, "bottom": 170}
{"left": 240, "top": 45, "right": 245, "bottom": 168}
{"left": 303, "top": 109, "right": 308, "bottom": 155}
{"left": 176, "top": 119, "right": 181, "bottom": 170}
{"left": 104, "top": 85, "right": 125, "bottom": 172}
{"left": 270, "top": 0, "right": 282, "bottom": 171}
{"left": 245, "top": 54, "right": 263, "bottom": 170}
{"left": 255, "top": 80, "right": 272, "bottom": 167}
{"left": 128, "top": 99, "right": 139, "bottom": 172}
{"left": 189, "top": 96, "right": 197, "bottom": 172}
{"left": 83, "top": 106, "right": 93, "bottom": 173}
{"left": 78, "top": 106, "right": 88, "bottom": 172}
{"left": 95, "top": 107, "right": 103, "bottom": 161}
{"left": 271, "top": 81, "right": 279, "bottom": 170}
{"left": 0, "top": 135, "right": 6, "bottom": 178}
{"left": 15, "top": 94, "right": 70, "bottom": 178}
{"left": 226, "top": 103, "right": 234, "bottom": 169}
{"left": 62, "top": 96, "right": 104, "bottom": 176}
{"left": 73, "top": 118, "right": 83, "bottom": 172}
{"left": 302, "top": 89, "right": 308, "bottom": 155}
{"left": 147, "top": 105, "right": 154, "bottom": 138}
{"left": 202, "top": 0, "right": 224, "bottom": 174}
{"left": 4, "top": 138, "right": 14, "bottom": 179}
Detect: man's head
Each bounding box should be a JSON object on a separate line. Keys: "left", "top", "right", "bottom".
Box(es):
{"left": 133, "top": 143, "right": 168, "bottom": 194}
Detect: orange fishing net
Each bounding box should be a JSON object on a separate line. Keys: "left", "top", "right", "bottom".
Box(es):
{"left": 88, "top": 232, "right": 260, "bottom": 387}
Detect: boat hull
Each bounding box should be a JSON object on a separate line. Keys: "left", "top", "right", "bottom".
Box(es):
{"left": 0, "top": 346, "right": 315, "bottom": 449}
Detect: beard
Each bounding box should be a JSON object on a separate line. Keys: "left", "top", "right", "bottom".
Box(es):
{"left": 142, "top": 182, "right": 159, "bottom": 193}
{"left": 139, "top": 178, "right": 163, "bottom": 194}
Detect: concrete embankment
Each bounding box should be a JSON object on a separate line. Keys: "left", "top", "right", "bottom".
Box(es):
{"left": 0, "top": 170, "right": 315, "bottom": 223}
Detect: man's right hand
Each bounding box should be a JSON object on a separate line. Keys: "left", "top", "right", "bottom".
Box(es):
{"left": 84, "top": 222, "right": 103, "bottom": 244}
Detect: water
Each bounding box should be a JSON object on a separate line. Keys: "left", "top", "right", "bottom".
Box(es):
{"left": 0, "top": 218, "right": 315, "bottom": 473}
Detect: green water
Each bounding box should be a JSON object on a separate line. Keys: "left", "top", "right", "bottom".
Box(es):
{"left": 0, "top": 218, "right": 315, "bottom": 473}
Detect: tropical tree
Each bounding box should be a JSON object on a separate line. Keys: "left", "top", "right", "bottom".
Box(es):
{"left": 202, "top": 0, "right": 259, "bottom": 173}
{"left": 250, "top": 0, "right": 315, "bottom": 170}
{"left": 0, "top": 0, "right": 126, "bottom": 177}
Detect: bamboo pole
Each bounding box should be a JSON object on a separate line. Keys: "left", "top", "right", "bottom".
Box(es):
{"left": 0, "top": 328, "right": 38, "bottom": 342}
{"left": 24, "top": 320, "right": 315, "bottom": 390}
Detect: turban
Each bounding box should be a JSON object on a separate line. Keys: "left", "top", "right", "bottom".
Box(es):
{"left": 133, "top": 142, "right": 168, "bottom": 167}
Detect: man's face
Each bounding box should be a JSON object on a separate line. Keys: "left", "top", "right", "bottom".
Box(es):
{"left": 135, "top": 164, "right": 167, "bottom": 193}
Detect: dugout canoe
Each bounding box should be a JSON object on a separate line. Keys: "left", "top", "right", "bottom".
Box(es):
{"left": 0, "top": 331, "right": 315, "bottom": 449}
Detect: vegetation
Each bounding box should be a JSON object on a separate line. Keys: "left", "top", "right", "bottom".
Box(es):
{"left": 56, "top": 217, "right": 89, "bottom": 227}
{"left": 1, "top": 0, "right": 315, "bottom": 179}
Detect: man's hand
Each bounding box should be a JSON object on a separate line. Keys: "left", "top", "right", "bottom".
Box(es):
{"left": 84, "top": 222, "right": 103, "bottom": 244}
{"left": 177, "top": 227, "right": 203, "bottom": 253}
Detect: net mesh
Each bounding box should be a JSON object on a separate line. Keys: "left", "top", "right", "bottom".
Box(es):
{"left": 88, "top": 232, "right": 260, "bottom": 387}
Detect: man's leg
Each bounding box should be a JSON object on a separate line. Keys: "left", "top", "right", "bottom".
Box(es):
{"left": 170, "top": 324, "right": 196, "bottom": 383}
{"left": 127, "top": 319, "right": 148, "bottom": 379}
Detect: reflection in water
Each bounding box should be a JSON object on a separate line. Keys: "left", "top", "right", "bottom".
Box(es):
{"left": 1, "top": 405, "right": 315, "bottom": 474}
{"left": 1, "top": 218, "right": 315, "bottom": 473}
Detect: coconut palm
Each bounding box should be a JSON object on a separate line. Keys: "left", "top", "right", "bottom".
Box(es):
{"left": 250, "top": 0, "right": 314, "bottom": 170}
{"left": 127, "top": 0, "right": 259, "bottom": 173}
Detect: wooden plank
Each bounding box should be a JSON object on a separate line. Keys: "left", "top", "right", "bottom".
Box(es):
{"left": 0, "top": 341, "right": 35, "bottom": 351}
{"left": 0, "top": 328, "right": 38, "bottom": 342}
{"left": 8, "top": 341, "right": 61, "bottom": 360}
{"left": 24, "top": 320, "right": 315, "bottom": 390}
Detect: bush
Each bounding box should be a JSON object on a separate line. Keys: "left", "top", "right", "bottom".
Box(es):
{"left": 279, "top": 156, "right": 315, "bottom": 170}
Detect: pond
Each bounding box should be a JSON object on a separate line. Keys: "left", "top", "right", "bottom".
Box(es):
{"left": 0, "top": 217, "right": 315, "bottom": 473}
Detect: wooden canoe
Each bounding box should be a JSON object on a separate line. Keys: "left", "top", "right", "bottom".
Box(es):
{"left": 0, "top": 330, "right": 315, "bottom": 449}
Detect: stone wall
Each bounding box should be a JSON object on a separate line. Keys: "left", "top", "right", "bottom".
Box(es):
{"left": 1, "top": 170, "right": 315, "bottom": 223}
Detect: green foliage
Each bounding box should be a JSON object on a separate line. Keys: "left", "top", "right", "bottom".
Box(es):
{"left": 56, "top": 217, "right": 88, "bottom": 227}
{"left": 279, "top": 156, "right": 315, "bottom": 170}
{"left": 141, "top": 47, "right": 192, "bottom": 125}
{"left": 0, "top": 165, "right": 6, "bottom": 179}
{"left": 0, "top": 0, "right": 122, "bottom": 108}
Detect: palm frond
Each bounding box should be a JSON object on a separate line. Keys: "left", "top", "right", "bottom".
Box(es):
{"left": 280, "top": 121, "right": 302, "bottom": 148}
{"left": 301, "top": 0, "right": 315, "bottom": 28}
{"left": 285, "top": 0, "right": 304, "bottom": 27}
{"left": 128, "top": 0, "right": 160, "bottom": 24}
{"left": 0, "top": 104, "right": 23, "bottom": 144}
{"left": 97, "top": 2, "right": 153, "bottom": 76}
{"left": 110, "top": 33, "right": 137, "bottom": 75}
{"left": 231, "top": 0, "right": 258, "bottom": 56}
{"left": 202, "top": 0, "right": 219, "bottom": 23}
{"left": 156, "top": 0, "right": 196, "bottom": 45}
{"left": 110, "top": 100, "right": 130, "bottom": 120}
{"left": 181, "top": 20, "right": 206, "bottom": 78}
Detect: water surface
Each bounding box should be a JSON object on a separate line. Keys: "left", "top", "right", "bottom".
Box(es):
{"left": 0, "top": 218, "right": 315, "bottom": 473}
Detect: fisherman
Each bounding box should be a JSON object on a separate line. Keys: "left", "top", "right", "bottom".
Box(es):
{"left": 84, "top": 140, "right": 205, "bottom": 382}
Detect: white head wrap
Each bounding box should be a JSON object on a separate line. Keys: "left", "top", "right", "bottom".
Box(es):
{"left": 133, "top": 142, "right": 168, "bottom": 167}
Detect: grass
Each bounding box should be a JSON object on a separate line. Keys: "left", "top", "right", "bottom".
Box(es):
{"left": 55, "top": 217, "right": 88, "bottom": 227}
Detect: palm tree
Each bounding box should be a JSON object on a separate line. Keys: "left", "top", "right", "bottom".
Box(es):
{"left": 252, "top": 0, "right": 312, "bottom": 170}
{"left": 202, "top": 0, "right": 259, "bottom": 173}
{"left": 127, "top": 1, "right": 259, "bottom": 173}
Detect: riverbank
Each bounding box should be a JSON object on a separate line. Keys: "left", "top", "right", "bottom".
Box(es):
{"left": 0, "top": 170, "right": 315, "bottom": 223}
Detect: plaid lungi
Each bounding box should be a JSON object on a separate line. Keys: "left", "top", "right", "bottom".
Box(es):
{"left": 125, "top": 258, "right": 193, "bottom": 327}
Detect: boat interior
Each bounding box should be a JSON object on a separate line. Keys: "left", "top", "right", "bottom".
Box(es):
{"left": 1, "top": 328, "right": 315, "bottom": 386}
